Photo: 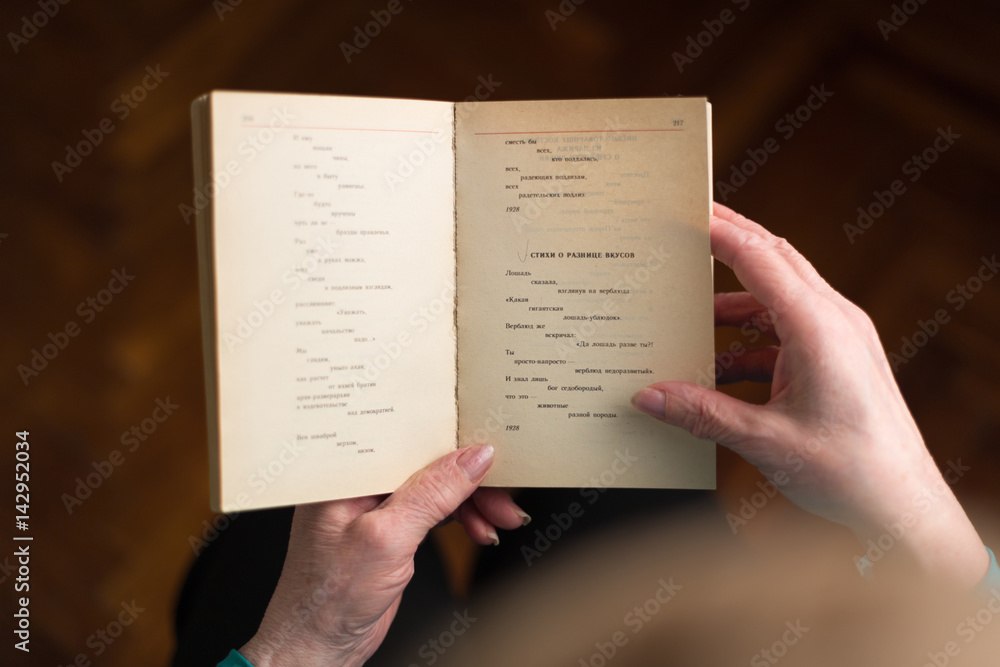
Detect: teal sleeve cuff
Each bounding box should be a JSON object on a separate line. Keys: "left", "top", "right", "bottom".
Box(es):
{"left": 217, "top": 649, "right": 255, "bottom": 667}
{"left": 979, "top": 546, "right": 1000, "bottom": 595}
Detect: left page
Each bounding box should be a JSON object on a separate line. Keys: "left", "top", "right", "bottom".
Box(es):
{"left": 199, "top": 91, "right": 457, "bottom": 511}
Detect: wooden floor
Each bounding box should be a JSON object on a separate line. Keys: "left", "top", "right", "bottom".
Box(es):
{"left": 1, "top": 0, "right": 999, "bottom": 664}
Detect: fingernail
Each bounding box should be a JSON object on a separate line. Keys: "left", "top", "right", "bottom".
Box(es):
{"left": 458, "top": 444, "right": 494, "bottom": 480}
{"left": 514, "top": 508, "right": 532, "bottom": 526}
{"left": 486, "top": 530, "right": 500, "bottom": 546}
{"left": 631, "top": 387, "right": 666, "bottom": 419}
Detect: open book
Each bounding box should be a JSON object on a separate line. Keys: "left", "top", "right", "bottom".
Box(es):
{"left": 191, "top": 91, "right": 716, "bottom": 512}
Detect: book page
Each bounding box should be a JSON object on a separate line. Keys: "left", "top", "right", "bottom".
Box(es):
{"left": 205, "top": 92, "right": 457, "bottom": 510}
{"left": 455, "top": 98, "right": 715, "bottom": 489}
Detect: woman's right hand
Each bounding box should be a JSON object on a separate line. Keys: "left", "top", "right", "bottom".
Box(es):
{"left": 632, "top": 203, "right": 987, "bottom": 587}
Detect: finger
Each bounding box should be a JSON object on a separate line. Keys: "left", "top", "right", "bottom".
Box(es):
{"left": 631, "top": 381, "right": 766, "bottom": 449}
{"left": 355, "top": 494, "right": 389, "bottom": 513}
{"left": 713, "top": 201, "right": 768, "bottom": 233}
{"left": 300, "top": 494, "right": 387, "bottom": 531}
{"left": 472, "top": 487, "right": 531, "bottom": 530}
{"left": 458, "top": 500, "right": 500, "bottom": 546}
{"left": 712, "top": 204, "right": 834, "bottom": 294}
{"left": 715, "top": 346, "right": 779, "bottom": 385}
{"left": 710, "top": 216, "right": 812, "bottom": 342}
{"left": 714, "top": 292, "right": 778, "bottom": 340}
{"left": 378, "top": 445, "right": 494, "bottom": 547}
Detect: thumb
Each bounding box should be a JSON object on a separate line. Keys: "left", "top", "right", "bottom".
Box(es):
{"left": 380, "top": 444, "right": 494, "bottom": 546}
{"left": 631, "top": 381, "right": 763, "bottom": 447}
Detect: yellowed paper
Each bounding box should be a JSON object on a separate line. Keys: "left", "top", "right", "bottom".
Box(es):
{"left": 202, "top": 92, "right": 457, "bottom": 511}
{"left": 195, "top": 93, "right": 715, "bottom": 510}
{"left": 455, "top": 98, "right": 715, "bottom": 489}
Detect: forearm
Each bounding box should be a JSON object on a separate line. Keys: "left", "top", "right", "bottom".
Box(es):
{"left": 239, "top": 629, "right": 358, "bottom": 667}
{"left": 850, "top": 467, "right": 988, "bottom": 589}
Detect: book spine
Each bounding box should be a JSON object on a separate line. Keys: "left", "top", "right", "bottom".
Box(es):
{"left": 451, "top": 103, "right": 460, "bottom": 449}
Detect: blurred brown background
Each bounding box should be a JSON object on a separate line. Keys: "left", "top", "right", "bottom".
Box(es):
{"left": 1, "top": 0, "right": 999, "bottom": 664}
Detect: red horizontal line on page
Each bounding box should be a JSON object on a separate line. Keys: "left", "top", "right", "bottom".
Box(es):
{"left": 473, "top": 129, "right": 684, "bottom": 135}
{"left": 241, "top": 125, "right": 438, "bottom": 133}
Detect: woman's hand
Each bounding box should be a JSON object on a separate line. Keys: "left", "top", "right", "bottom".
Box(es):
{"left": 632, "top": 203, "right": 987, "bottom": 587}
{"left": 240, "top": 444, "right": 527, "bottom": 666}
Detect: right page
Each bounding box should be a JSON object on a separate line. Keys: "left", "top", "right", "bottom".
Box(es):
{"left": 455, "top": 97, "right": 715, "bottom": 489}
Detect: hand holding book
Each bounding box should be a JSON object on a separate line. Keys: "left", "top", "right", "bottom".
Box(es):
{"left": 238, "top": 444, "right": 515, "bottom": 667}
{"left": 224, "top": 204, "right": 989, "bottom": 667}
{"left": 192, "top": 92, "right": 716, "bottom": 511}
{"left": 631, "top": 203, "right": 989, "bottom": 589}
